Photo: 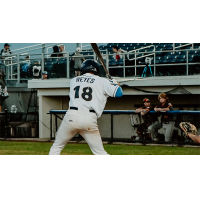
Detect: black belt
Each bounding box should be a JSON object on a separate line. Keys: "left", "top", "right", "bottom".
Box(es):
{"left": 70, "top": 107, "right": 95, "bottom": 113}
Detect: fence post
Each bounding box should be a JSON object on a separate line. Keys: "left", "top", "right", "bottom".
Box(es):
{"left": 94, "top": 51, "right": 96, "bottom": 61}
{"left": 123, "top": 54, "right": 125, "bottom": 78}
{"left": 111, "top": 114, "right": 113, "bottom": 141}
{"left": 50, "top": 113, "right": 52, "bottom": 140}
{"left": 17, "top": 54, "right": 20, "bottom": 84}
{"left": 67, "top": 53, "right": 70, "bottom": 79}
{"left": 135, "top": 52, "right": 137, "bottom": 76}
{"left": 41, "top": 53, "right": 44, "bottom": 78}
{"left": 42, "top": 43, "right": 45, "bottom": 54}
{"left": 11, "top": 57, "right": 13, "bottom": 80}
{"left": 55, "top": 115, "right": 58, "bottom": 132}
{"left": 186, "top": 51, "right": 188, "bottom": 76}
{"left": 173, "top": 43, "right": 175, "bottom": 51}
{"left": 154, "top": 49, "right": 156, "bottom": 76}
{"left": 106, "top": 49, "right": 109, "bottom": 72}
{"left": 4, "top": 109, "right": 8, "bottom": 140}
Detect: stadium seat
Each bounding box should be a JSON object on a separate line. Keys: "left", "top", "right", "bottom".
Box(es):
{"left": 156, "top": 59, "right": 161, "bottom": 64}
{"left": 160, "top": 44, "right": 167, "bottom": 48}
{"left": 177, "top": 58, "right": 186, "bottom": 63}
{"left": 109, "top": 59, "right": 117, "bottom": 66}
{"left": 117, "top": 59, "right": 124, "bottom": 66}
{"left": 156, "top": 48, "right": 163, "bottom": 56}
{"left": 179, "top": 55, "right": 186, "bottom": 59}
{"left": 189, "top": 50, "right": 196, "bottom": 55}
{"left": 171, "top": 55, "right": 178, "bottom": 59}
{"left": 165, "top": 44, "right": 173, "bottom": 50}
{"left": 185, "top": 46, "right": 193, "bottom": 49}
{"left": 169, "top": 58, "right": 177, "bottom": 63}
{"left": 188, "top": 55, "right": 195, "bottom": 62}
{"left": 175, "top": 51, "right": 186, "bottom": 55}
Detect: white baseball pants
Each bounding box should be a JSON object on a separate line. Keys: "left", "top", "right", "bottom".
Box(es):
{"left": 49, "top": 110, "right": 108, "bottom": 155}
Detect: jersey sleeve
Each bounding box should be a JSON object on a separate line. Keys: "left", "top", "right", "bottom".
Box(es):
{"left": 103, "top": 79, "right": 119, "bottom": 97}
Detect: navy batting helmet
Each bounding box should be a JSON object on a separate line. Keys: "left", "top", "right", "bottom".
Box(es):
{"left": 80, "top": 59, "right": 101, "bottom": 75}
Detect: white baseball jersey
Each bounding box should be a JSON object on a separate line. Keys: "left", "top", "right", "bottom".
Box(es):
{"left": 69, "top": 73, "right": 119, "bottom": 118}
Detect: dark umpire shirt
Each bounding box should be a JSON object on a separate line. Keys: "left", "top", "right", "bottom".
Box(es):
{"left": 155, "top": 102, "right": 173, "bottom": 122}
{"left": 140, "top": 105, "right": 157, "bottom": 123}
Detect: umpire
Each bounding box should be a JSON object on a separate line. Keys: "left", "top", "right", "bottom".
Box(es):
{"left": 131, "top": 98, "right": 157, "bottom": 140}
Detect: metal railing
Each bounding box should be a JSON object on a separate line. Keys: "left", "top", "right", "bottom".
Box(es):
{"left": 1, "top": 43, "right": 200, "bottom": 83}
{"left": 127, "top": 45, "right": 155, "bottom": 61}
{"left": 48, "top": 110, "right": 200, "bottom": 146}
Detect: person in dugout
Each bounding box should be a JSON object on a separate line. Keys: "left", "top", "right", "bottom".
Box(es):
{"left": 148, "top": 93, "right": 174, "bottom": 142}
{"left": 131, "top": 98, "right": 157, "bottom": 141}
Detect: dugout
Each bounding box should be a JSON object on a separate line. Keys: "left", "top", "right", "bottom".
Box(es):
{"left": 28, "top": 75, "right": 200, "bottom": 139}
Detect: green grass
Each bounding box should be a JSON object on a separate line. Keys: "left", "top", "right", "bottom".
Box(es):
{"left": 0, "top": 141, "right": 200, "bottom": 155}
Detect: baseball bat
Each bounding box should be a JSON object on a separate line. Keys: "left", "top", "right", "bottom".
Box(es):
{"left": 90, "top": 43, "right": 112, "bottom": 80}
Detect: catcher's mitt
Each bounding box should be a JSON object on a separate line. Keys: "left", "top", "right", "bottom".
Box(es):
{"left": 179, "top": 122, "right": 197, "bottom": 137}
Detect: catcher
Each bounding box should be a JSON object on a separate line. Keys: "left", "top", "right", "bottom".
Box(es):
{"left": 179, "top": 122, "right": 200, "bottom": 143}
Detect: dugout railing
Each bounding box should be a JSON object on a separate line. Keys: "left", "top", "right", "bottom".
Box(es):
{"left": 48, "top": 110, "right": 200, "bottom": 146}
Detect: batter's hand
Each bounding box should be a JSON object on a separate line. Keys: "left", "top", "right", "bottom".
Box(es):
{"left": 109, "top": 78, "right": 119, "bottom": 85}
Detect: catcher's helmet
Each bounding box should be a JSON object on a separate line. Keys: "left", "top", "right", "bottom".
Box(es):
{"left": 80, "top": 59, "right": 101, "bottom": 75}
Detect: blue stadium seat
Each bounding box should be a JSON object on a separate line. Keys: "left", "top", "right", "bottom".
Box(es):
{"left": 99, "top": 45, "right": 105, "bottom": 50}
{"left": 193, "top": 43, "right": 200, "bottom": 49}
{"left": 156, "top": 59, "right": 161, "bottom": 64}
{"left": 160, "top": 44, "right": 167, "bottom": 48}
{"left": 185, "top": 46, "right": 192, "bottom": 49}
{"left": 156, "top": 48, "right": 163, "bottom": 56}
{"left": 127, "top": 46, "right": 136, "bottom": 51}
{"left": 143, "top": 43, "right": 152, "bottom": 46}
{"left": 124, "top": 43, "right": 131, "bottom": 47}
{"left": 177, "top": 58, "right": 186, "bottom": 63}
{"left": 58, "top": 58, "right": 67, "bottom": 64}
{"left": 106, "top": 44, "right": 113, "bottom": 48}
{"left": 176, "top": 43, "right": 187, "bottom": 47}
{"left": 188, "top": 55, "right": 195, "bottom": 62}
{"left": 179, "top": 55, "right": 186, "bottom": 59}
{"left": 117, "top": 59, "right": 124, "bottom": 66}
{"left": 109, "top": 59, "right": 117, "bottom": 66}
{"left": 118, "top": 44, "right": 126, "bottom": 48}
{"left": 165, "top": 44, "right": 173, "bottom": 50}
{"left": 161, "top": 59, "right": 168, "bottom": 64}
{"left": 175, "top": 51, "right": 186, "bottom": 55}
{"left": 171, "top": 55, "right": 178, "bottom": 59}
{"left": 169, "top": 58, "right": 177, "bottom": 63}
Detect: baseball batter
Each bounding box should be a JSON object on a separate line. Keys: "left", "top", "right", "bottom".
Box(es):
{"left": 49, "top": 59, "right": 123, "bottom": 155}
